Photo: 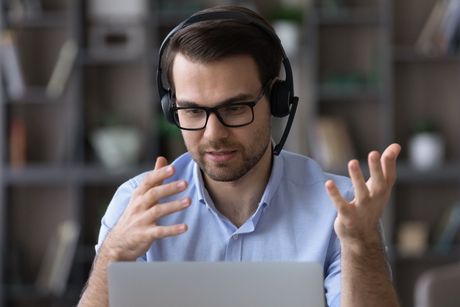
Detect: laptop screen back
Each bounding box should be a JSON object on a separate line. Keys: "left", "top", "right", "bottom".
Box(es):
{"left": 108, "top": 262, "right": 326, "bottom": 307}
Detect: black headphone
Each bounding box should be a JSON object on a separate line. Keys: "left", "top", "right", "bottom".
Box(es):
{"left": 156, "top": 10, "right": 298, "bottom": 155}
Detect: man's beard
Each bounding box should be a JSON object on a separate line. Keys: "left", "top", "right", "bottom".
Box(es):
{"left": 192, "top": 133, "right": 270, "bottom": 182}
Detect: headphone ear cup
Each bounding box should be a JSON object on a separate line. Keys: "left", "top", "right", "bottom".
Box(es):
{"left": 161, "top": 92, "right": 176, "bottom": 124}
{"left": 270, "top": 80, "right": 291, "bottom": 117}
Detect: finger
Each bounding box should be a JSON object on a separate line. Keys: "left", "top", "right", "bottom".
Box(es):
{"left": 146, "top": 198, "right": 191, "bottom": 221}
{"left": 348, "top": 159, "right": 369, "bottom": 203}
{"left": 150, "top": 224, "right": 188, "bottom": 240}
{"left": 142, "top": 180, "right": 188, "bottom": 209}
{"left": 381, "top": 143, "right": 401, "bottom": 185}
{"left": 368, "top": 151, "right": 386, "bottom": 193}
{"left": 325, "top": 180, "right": 349, "bottom": 214}
{"left": 154, "top": 156, "right": 169, "bottom": 170}
{"left": 137, "top": 164, "right": 175, "bottom": 196}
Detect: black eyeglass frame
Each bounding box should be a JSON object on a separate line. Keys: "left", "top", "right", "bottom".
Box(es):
{"left": 171, "top": 84, "right": 268, "bottom": 131}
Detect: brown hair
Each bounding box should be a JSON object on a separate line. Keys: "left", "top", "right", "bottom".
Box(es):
{"left": 162, "top": 5, "right": 283, "bottom": 94}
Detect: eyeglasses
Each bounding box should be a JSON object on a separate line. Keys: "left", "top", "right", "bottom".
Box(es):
{"left": 172, "top": 84, "right": 267, "bottom": 131}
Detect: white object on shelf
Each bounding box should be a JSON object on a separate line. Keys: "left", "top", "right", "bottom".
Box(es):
{"left": 91, "top": 126, "right": 141, "bottom": 169}
{"left": 408, "top": 132, "right": 444, "bottom": 170}
{"left": 89, "top": 0, "right": 147, "bottom": 21}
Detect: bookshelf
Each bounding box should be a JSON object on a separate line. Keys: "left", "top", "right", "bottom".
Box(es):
{"left": 309, "top": 0, "right": 460, "bottom": 306}
{"left": 1, "top": 0, "right": 459, "bottom": 306}
{"left": 0, "top": 0, "right": 190, "bottom": 306}
{"left": 309, "top": 0, "right": 393, "bottom": 168}
{"left": 392, "top": 1, "right": 460, "bottom": 305}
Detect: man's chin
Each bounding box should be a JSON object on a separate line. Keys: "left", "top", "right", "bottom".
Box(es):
{"left": 201, "top": 163, "right": 247, "bottom": 182}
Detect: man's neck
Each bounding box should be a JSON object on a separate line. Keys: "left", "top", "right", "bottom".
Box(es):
{"left": 204, "top": 147, "right": 273, "bottom": 228}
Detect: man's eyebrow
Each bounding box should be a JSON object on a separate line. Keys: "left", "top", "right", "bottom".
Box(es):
{"left": 176, "top": 93, "right": 256, "bottom": 108}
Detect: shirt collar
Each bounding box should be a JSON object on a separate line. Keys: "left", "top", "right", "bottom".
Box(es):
{"left": 193, "top": 162, "right": 209, "bottom": 206}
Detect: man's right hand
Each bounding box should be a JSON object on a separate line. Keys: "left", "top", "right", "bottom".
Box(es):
{"left": 100, "top": 156, "right": 191, "bottom": 261}
{"left": 78, "top": 156, "right": 190, "bottom": 307}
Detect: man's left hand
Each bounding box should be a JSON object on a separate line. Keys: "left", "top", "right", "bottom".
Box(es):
{"left": 325, "top": 143, "right": 401, "bottom": 251}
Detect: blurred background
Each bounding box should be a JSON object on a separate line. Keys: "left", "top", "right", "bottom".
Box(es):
{"left": 1, "top": 0, "right": 460, "bottom": 306}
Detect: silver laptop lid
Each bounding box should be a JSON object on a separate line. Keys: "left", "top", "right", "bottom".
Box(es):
{"left": 108, "top": 262, "right": 326, "bottom": 307}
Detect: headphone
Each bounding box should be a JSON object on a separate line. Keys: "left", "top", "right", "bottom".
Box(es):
{"left": 156, "top": 10, "right": 298, "bottom": 155}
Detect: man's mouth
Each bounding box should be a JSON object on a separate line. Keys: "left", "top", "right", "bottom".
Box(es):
{"left": 205, "top": 150, "right": 237, "bottom": 163}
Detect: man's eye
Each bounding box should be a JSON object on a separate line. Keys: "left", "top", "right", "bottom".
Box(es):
{"left": 223, "top": 104, "right": 249, "bottom": 114}
{"left": 184, "top": 109, "right": 204, "bottom": 116}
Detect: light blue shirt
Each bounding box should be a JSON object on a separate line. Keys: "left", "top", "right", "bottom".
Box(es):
{"left": 97, "top": 150, "right": 355, "bottom": 307}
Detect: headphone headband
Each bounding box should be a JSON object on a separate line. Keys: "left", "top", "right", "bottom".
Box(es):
{"left": 157, "top": 10, "right": 294, "bottom": 100}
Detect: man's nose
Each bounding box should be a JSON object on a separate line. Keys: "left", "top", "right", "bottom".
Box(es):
{"left": 203, "top": 112, "right": 229, "bottom": 139}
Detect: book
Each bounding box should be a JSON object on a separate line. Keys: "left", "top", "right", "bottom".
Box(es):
{"left": 0, "top": 31, "right": 26, "bottom": 99}
{"left": 311, "top": 116, "right": 355, "bottom": 172}
{"left": 46, "top": 39, "right": 78, "bottom": 99}
{"left": 433, "top": 202, "right": 460, "bottom": 253}
{"left": 434, "top": 0, "right": 460, "bottom": 54}
{"left": 397, "top": 221, "right": 429, "bottom": 257}
{"left": 416, "top": 0, "right": 460, "bottom": 55}
{"left": 416, "top": 0, "right": 448, "bottom": 55}
{"left": 35, "top": 219, "right": 80, "bottom": 296}
{"left": 9, "top": 116, "right": 27, "bottom": 168}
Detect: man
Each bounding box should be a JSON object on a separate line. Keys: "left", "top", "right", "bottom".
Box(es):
{"left": 78, "top": 5, "right": 400, "bottom": 307}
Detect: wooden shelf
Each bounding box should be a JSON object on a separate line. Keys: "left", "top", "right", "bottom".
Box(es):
{"left": 5, "top": 87, "right": 61, "bottom": 105}
{"left": 75, "top": 164, "right": 150, "bottom": 184}
{"left": 394, "top": 46, "right": 460, "bottom": 63}
{"left": 4, "top": 284, "right": 80, "bottom": 301}
{"left": 4, "top": 164, "right": 151, "bottom": 185}
{"left": 4, "top": 165, "right": 73, "bottom": 184}
{"left": 396, "top": 162, "right": 460, "bottom": 184}
{"left": 394, "top": 247, "right": 460, "bottom": 262}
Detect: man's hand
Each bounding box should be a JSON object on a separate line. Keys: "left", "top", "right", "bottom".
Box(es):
{"left": 78, "top": 156, "right": 190, "bottom": 307}
{"left": 101, "top": 156, "right": 191, "bottom": 261}
{"left": 324, "top": 143, "right": 401, "bottom": 307}
{"left": 325, "top": 143, "right": 401, "bottom": 250}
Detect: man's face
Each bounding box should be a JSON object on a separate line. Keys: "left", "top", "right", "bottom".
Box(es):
{"left": 171, "top": 53, "right": 272, "bottom": 182}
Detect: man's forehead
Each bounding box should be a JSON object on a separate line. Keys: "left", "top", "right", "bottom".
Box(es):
{"left": 172, "top": 53, "right": 262, "bottom": 106}
{"left": 172, "top": 53, "right": 260, "bottom": 83}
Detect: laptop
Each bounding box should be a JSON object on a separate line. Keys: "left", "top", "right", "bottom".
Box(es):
{"left": 108, "top": 262, "right": 326, "bottom": 307}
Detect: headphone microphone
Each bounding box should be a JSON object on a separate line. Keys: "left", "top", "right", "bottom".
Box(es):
{"left": 157, "top": 10, "right": 298, "bottom": 156}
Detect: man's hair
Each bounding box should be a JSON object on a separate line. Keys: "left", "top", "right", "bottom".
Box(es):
{"left": 162, "top": 5, "right": 283, "bottom": 94}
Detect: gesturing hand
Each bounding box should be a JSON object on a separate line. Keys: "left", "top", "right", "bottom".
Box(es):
{"left": 325, "top": 143, "right": 401, "bottom": 250}
{"left": 101, "top": 156, "right": 191, "bottom": 261}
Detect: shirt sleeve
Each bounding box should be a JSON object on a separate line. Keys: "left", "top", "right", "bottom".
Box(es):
{"left": 324, "top": 225, "right": 341, "bottom": 307}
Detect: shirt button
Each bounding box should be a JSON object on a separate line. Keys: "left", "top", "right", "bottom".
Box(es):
{"left": 232, "top": 234, "right": 239, "bottom": 240}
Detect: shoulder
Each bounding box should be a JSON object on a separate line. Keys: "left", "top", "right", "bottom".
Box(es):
{"left": 280, "top": 151, "right": 351, "bottom": 184}
{"left": 278, "top": 150, "right": 353, "bottom": 198}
